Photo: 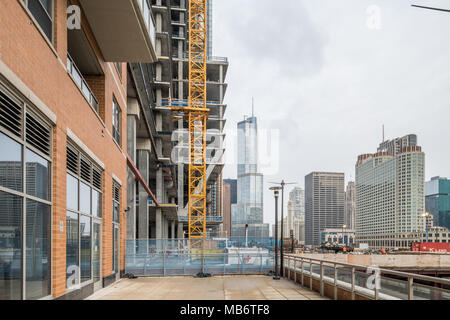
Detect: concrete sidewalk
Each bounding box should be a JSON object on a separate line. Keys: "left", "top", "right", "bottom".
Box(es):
{"left": 87, "top": 275, "right": 329, "bottom": 300}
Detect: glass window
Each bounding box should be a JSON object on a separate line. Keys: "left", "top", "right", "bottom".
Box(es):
{"left": 26, "top": 148, "right": 49, "bottom": 201}
{"left": 0, "top": 191, "right": 23, "bottom": 300}
{"left": 66, "top": 211, "right": 79, "bottom": 289}
{"left": 92, "top": 189, "right": 101, "bottom": 218}
{"left": 27, "top": 0, "right": 53, "bottom": 42}
{"left": 25, "top": 200, "right": 51, "bottom": 300}
{"left": 112, "top": 97, "right": 121, "bottom": 146}
{"left": 80, "top": 215, "right": 91, "bottom": 283}
{"left": 79, "top": 182, "right": 91, "bottom": 214}
{"left": 93, "top": 223, "right": 100, "bottom": 283}
{"left": 113, "top": 201, "right": 119, "bottom": 223}
{"left": 66, "top": 174, "right": 78, "bottom": 211}
{"left": 0, "top": 132, "right": 23, "bottom": 192}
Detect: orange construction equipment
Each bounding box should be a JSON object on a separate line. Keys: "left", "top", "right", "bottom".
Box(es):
{"left": 170, "top": 0, "right": 209, "bottom": 240}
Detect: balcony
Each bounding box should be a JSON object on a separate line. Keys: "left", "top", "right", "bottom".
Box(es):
{"left": 67, "top": 54, "right": 99, "bottom": 113}
{"left": 78, "top": 0, "right": 157, "bottom": 62}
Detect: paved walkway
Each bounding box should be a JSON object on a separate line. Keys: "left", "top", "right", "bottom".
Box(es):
{"left": 87, "top": 275, "right": 328, "bottom": 300}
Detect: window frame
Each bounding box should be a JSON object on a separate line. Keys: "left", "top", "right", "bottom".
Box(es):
{"left": 65, "top": 142, "right": 103, "bottom": 290}
{"left": 21, "top": 0, "right": 55, "bottom": 44}
{"left": 112, "top": 180, "right": 120, "bottom": 274}
{"left": 112, "top": 96, "right": 122, "bottom": 147}
{"left": 0, "top": 82, "right": 53, "bottom": 300}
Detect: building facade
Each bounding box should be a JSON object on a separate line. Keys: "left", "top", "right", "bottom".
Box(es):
{"left": 319, "top": 228, "right": 356, "bottom": 246}
{"left": 231, "top": 115, "right": 269, "bottom": 238}
{"left": 125, "top": 0, "right": 229, "bottom": 243}
{"left": 0, "top": 0, "right": 157, "bottom": 299}
{"left": 355, "top": 134, "right": 425, "bottom": 249}
{"left": 305, "top": 172, "right": 345, "bottom": 246}
{"left": 344, "top": 181, "right": 356, "bottom": 230}
{"left": 426, "top": 176, "right": 450, "bottom": 230}
{"left": 222, "top": 179, "right": 237, "bottom": 238}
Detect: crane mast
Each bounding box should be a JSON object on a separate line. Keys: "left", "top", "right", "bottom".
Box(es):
{"left": 171, "top": 0, "right": 208, "bottom": 240}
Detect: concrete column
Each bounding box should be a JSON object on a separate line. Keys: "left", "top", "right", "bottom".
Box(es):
{"left": 177, "top": 223, "right": 184, "bottom": 239}
{"left": 171, "top": 221, "right": 176, "bottom": 239}
{"left": 137, "top": 150, "right": 150, "bottom": 240}
{"left": 126, "top": 114, "right": 137, "bottom": 241}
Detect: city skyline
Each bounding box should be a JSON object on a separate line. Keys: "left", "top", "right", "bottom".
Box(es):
{"left": 216, "top": 0, "right": 450, "bottom": 226}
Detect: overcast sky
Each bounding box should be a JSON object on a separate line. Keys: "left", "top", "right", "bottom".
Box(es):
{"left": 212, "top": 0, "right": 450, "bottom": 227}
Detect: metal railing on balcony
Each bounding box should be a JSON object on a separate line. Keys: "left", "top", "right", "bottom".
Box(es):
{"left": 283, "top": 254, "right": 450, "bottom": 300}
{"left": 66, "top": 54, "right": 99, "bottom": 113}
{"left": 161, "top": 98, "right": 221, "bottom": 107}
{"left": 137, "top": 0, "right": 156, "bottom": 46}
{"left": 172, "top": 54, "right": 228, "bottom": 63}
{"left": 178, "top": 216, "right": 223, "bottom": 223}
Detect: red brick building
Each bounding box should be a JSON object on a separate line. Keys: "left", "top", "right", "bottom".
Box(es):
{"left": 0, "top": 0, "right": 156, "bottom": 299}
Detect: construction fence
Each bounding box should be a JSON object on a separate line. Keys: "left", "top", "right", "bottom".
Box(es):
{"left": 125, "top": 237, "right": 275, "bottom": 277}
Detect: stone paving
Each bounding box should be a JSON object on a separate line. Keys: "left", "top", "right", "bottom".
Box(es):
{"left": 87, "top": 275, "right": 329, "bottom": 300}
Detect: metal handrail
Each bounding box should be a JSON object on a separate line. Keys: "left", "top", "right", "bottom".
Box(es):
{"left": 284, "top": 254, "right": 450, "bottom": 286}
{"left": 283, "top": 254, "right": 450, "bottom": 300}
{"left": 66, "top": 54, "right": 99, "bottom": 113}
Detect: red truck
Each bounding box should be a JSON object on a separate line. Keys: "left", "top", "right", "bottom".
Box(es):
{"left": 411, "top": 242, "right": 450, "bottom": 253}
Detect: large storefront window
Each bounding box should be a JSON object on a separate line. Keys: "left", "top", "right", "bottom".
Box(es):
{"left": 66, "top": 143, "right": 102, "bottom": 290}
{"left": 0, "top": 84, "right": 52, "bottom": 300}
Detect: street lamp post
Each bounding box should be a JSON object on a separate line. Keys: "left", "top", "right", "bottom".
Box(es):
{"left": 270, "top": 186, "right": 282, "bottom": 280}
{"left": 269, "top": 180, "right": 296, "bottom": 277}
{"left": 342, "top": 224, "right": 347, "bottom": 246}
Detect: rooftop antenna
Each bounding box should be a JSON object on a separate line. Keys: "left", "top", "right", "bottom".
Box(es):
{"left": 382, "top": 124, "right": 385, "bottom": 143}
{"left": 252, "top": 97, "right": 254, "bottom": 118}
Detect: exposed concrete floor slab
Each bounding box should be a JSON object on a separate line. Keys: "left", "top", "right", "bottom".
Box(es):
{"left": 87, "top": 275, "right": 329, "bottom": 300}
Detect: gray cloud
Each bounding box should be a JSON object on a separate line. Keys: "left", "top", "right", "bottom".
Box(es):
{"left": 213, "top": 0, "right": 450, "bottom": 227}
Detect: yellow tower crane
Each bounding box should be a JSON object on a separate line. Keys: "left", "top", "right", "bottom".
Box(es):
{"left": 171, "top": 0, "right": 208, "bottom": 240}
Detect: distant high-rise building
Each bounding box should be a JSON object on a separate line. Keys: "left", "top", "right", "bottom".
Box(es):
{"left": 426, "top": 176, "right": 450, "bottom": 230}
{"left": 344, "top": 182, "right": 356, "bottom": 230}
{"left": 231, "top": 115, "right": 269, "bottom": 238}
{"left": 355, "top": 134, "right": 425, "bottom": 249}
{"left": 305, "top": 172, "right": 345, "bottom": 246}
{"left": 289, "top": 187, "right": 305, "bottom": 219}
{"left": 275, "top": 200, "right": 304, "bottom": 243}
{"left": 224, "top": 179, "right": 237, "bottom": 204}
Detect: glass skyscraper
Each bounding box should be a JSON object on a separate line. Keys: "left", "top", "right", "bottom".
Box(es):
{"left": 231, "top": 115, "right": 269, "bottom": 238}
{"left": 426, "top": 177, "right": 450, "bottom": 230}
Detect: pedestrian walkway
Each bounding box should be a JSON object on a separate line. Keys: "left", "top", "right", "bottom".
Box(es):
{"left": 87, "top": 275, "right": 329, "bottom": 300}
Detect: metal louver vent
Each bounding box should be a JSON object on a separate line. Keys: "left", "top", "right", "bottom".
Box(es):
{"left": 92, "top": 167, "right": 102, "bottom": 190}
{"left": 80, "top": 156, "right": 92, "bottom": 183}
{"left": 66, "top": 145, "right": 79, "bottom": 174}
{"left": 26, "top": 112, "right": 51, "bottom": 156}
{"left": 0, "top": 88, "right": 23, "bottom": 137}
{"left": 113, "top": 183, "right": 120, "bottom": 202}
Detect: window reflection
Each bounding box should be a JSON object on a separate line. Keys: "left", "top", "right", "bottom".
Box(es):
{"left": 80, "top": 182, "right": 91, "bottom": 214}
{"left": 25, "top": 200, "right": 51, "bottom": 300}
{"left": 66, "top": 174, "right": 78, "bottom": 211}
{"left": 92, "top": 189, "right": 101, "bottom": 218}
{"left": 0, "top": 132, "right": 23, "bottom": 192}
{"left": 66, "top": 211, "right": 79, "bottom": 288}
{"left": 93, "top": 223, "right": 100, "bottom": 283}
{"left": 26, "top": 148, "right": 49, "bottom": 201}
{"left": 80, "top": 216, "right": 91, "bottom": 283}
{"left": 0, "top": 191, "right": 22, "bottom": 300}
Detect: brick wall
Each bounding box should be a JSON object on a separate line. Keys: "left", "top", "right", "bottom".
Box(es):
{"left": 0, "top": 0, "right": 128, "bottom": 298}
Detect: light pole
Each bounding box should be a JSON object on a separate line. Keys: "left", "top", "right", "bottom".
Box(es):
{"left": 270, "top": 186, "right": 282, "bottom": 280}
{"left": 269, "top": 180, "right": 297, "bottom": 277}
{"left": 342, "top": 224, "right": 347, "bottom": 246}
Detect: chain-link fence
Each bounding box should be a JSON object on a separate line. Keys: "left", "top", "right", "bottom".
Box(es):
{"left": 125, "top": 237, "right": 275, "bottom": 277}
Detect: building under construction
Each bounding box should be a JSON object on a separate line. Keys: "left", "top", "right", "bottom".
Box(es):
{"left": 126, "top": 0, "right": 229, "bottom": 242}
